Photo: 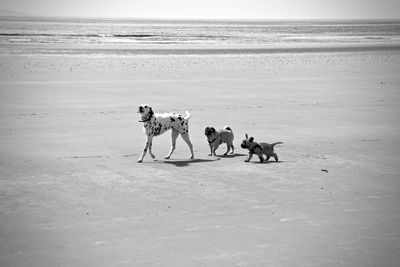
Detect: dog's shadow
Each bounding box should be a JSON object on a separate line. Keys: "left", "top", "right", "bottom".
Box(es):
{"left": 161, "top": 158, "right": 221, "bottom": 167}
{"left": 216, "top": 153, "right": 247, "bottom": 158}
{"left": 160, "top": 154, "right": 247, "bottom": 167}
{"left": 249, "top": 160, "right": 284, "bottom": 164}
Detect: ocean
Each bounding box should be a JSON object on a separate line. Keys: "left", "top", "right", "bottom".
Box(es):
{"left": 1, "top": 16, "right": 400, "bottom": 56}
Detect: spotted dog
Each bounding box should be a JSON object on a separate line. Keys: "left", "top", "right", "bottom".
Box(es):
{"left": 241, "top": 134, "right": 282, "bottom": 162}
{"left": 204, "top": 126, "right": 234, "bottom": 156}
{"left": 137, "top": 104, "right": 194, "bottom": 163}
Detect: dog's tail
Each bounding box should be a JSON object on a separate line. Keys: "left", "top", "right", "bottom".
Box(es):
{"left": 271, "top": 142, "right": 283, "bottom": 147}
{"left": 184, "top": 111, "right": 191, "bottom": 120}
{"left": 223, "top": 126, "right": 233, "bottom": 132}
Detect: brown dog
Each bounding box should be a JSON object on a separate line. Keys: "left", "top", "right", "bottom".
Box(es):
{"left": 204, "top": 126, "right": 234, "bottom": 156}
{"left": 240, "top": 134, "right": 282, "bottom": 162}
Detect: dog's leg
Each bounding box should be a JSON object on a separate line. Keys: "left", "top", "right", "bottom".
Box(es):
{"left": 180, "top": 132, "right": 194, "bottom": 159}
{"left": 211, "top": 146, "right": 217, "bottom": 156}
{"left": 138, "top": 135, "right": 153, "bottom": 163}
{"left": 266, "top": 155, "right": 270, "bottom": 161}
{"left": 257, "top": 153, "right": 264, "bottom": 162}
{"left": 231, "top": 144, "right": 234, "bottom": 154}
{"left": 208, "top": 144, "right": 213, "bottom": 156}
{"left": 272, "top": 153, "right": 278, "bottom": 162}
{"left": 224, "top": 143, "right": 230, "bottom": 155}
{"left": 245, "top": 152, "right": 253, "bottom": 162}
{"left": 165, "top": 129, "right": 179, "bottom": 159}
{"left": 148, "top": 141, "right": 155, "bottom": 159}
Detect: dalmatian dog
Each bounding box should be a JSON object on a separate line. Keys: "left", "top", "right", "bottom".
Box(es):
{"left": 137, "top": 104, "right": 194, "bottom": 163}
{"left": 241, "top": 134, "right": 282, "bottom": 162}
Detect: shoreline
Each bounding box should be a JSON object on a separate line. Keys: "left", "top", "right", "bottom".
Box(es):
{"left": 2, "top": 42, "right": 400, "bottom": 56}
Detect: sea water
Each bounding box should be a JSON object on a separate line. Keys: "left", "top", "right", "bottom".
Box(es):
{"left": 1, "top": 16, "right": 400, "bottom": 55}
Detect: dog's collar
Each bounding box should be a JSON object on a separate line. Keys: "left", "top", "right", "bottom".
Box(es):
{"left": 139, "top": 115, "right": 152, "bottom": 123}
{"left": 208, "top": 136, "right": 218, "bottom": 144}
{"left": 208, "top": 134, "right": 222, "bottom": 145}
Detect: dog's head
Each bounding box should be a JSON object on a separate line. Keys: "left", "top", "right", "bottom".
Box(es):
{"left": 204, "top": 126, "right": 216, "bottom": 137}
{"left": 241, "top": 133, "right": 255, "bottom": 149}
{"left": 138, "top": 104, "right": 154, "bottom": 121}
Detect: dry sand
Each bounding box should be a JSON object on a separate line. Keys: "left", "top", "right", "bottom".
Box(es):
{"left": 1, "top": 50, "right": 400, "bottom": 266}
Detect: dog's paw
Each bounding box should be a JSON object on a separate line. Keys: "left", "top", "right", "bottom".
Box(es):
{"left": 137, "top": 159, "right": 143, "bottom": 163}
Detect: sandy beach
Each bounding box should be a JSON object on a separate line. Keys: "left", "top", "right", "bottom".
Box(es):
{"left": 1, "top": 46, "right": 400, "bottom": 266}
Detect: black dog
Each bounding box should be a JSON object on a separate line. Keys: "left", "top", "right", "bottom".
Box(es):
{"left": 241, "top": 134, "right": 282, "bottom": 162}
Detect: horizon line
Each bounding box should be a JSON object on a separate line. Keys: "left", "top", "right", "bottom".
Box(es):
{"left": 1, "top": 14, "right": 400, "bottom": 22}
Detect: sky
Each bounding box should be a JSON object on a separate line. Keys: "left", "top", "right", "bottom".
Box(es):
{"left": 1, "top": 0, "right": 400, "bottom": 20}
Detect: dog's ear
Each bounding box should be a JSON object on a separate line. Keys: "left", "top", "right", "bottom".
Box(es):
{"left": 211, "top": 127, "right": 216, "bottom": 133}
{"left": 249, "top": 137, "right": 254, "bottom": 142}
{"left": 149, "top": 107, "right": 154, "bottom": 117}
{"left": 245, "top": 133, "right": 248, "bottom": 139}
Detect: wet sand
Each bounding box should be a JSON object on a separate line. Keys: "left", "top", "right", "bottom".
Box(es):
{"left": 1, "top": 49, "right": 400, "bottom": 266}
